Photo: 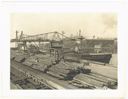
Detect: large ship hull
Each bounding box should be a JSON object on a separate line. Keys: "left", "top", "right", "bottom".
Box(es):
{"left": 63, "top": 51, "right": 112, "bottom": 64}
{"left": 81, "top": 53, "right": 112, "bottom": 63}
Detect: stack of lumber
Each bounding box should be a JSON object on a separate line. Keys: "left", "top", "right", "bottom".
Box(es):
{"left": 14, "top": 54, "right": 28, "bottom": 63}
{"left": 23, "top": 55, "right": 39, "bottom": 66}
{"left": 88, "top": 63, "right": 117, "bottom": 80}
{"left": 89, "top": 73, "right": 117, "bottom": 87}
{"left": 23, "top": 54, "right": 54, "bottom": 72}
{"left": 64, "top": 61, "right": 89, "bottom": 69}
{"left": 23, "top": 60, "right": 33, "bottom": 66}
{"left": 11, "top": 50, "right": 23, "bottom": 60}
{"left": 11, "top": 51, "right": 16, "bottom": 60}
{"left": 72, "top": 62, "right": 117, "bottom": 89}
{"left": 64, "top": 62, "right": 91, "bottom": 74}
{"left": 74, "top": 73, "right": 108, "bottom": 88}
{"left": 73, "top": 73, "right": 117, "bottom": 88}
{"left": 68, "top": 80, "right": 95, "bottom": 89}
{"left": 32, "top": 63, "right": 49, "bottom": 72}
{"left": 47, "top": 61, "right": 91, "bottom": 80}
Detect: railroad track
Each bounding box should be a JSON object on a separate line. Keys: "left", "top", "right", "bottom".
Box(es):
{"left": 11, "top": 66, "right": 52, "bottom": 89}
{"left": 11, "top": 60, "right": 77, "bottom": 89}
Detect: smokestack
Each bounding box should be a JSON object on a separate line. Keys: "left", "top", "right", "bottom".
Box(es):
{"left": 20, "top": 30, "right": 23, "bottom": 39}
{"left": 21, "top": 30, "right": 23, "bottom": 34}
{"left": 16, "top": 30, "right": 18, "bottom": 40}
{"left": 79, "top": 29, "right": 81, "bottom": 37}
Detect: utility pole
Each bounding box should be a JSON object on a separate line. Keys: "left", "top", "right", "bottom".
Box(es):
{"left": 15, "top": 30, "right": 18, "bottom": 48}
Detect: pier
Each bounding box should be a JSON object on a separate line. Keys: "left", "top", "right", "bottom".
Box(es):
{"left": 10, "top": 31, "right": 117, "bottom": 89}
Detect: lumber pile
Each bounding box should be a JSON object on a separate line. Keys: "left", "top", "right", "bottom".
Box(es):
{"left": 23, "top": 54, "right": 55, "bottom": 72}
{"left": 74, "top": 73, "right": 108, "bottom": 88}
{"left": 11, "top": 52, "right": 16, "bottom": 60}
{"left": 23, "top": 55, "right": 39, "bottom": 66}
{"left": 23, "top": 60, "right": 52, "bottom": 72}
{"left": 89, "top": 73, "right": 117, "bottom": 87}
{"left": 23, "top": 60, "right": 33, "bottom": 66}
{"left": 47, "top": 62, "right": 76, "bottom": 80}
{"left": 68, "top": 80, "right": 95, "bottom": 89}
{"left": 88, "top": 63, "right": 117, "bottom": 80}
{"left": 11, "top": 50, "right": 24, "bottom": 60}
{"left": 14, "top": 53, "right": 29, "bottom": 63}
{"left": 73, "top": 73, "right": 117, "bottom": 88}
{"left": 47, "top": 61, "right": 91, "bottom": 80}
{"left": 31, "top": 63, "right": 49, "bottom": 72}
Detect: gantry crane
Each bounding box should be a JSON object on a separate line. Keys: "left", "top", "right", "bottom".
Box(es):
{"left": 11, "top": 30, "right": 70, "bottom": 61}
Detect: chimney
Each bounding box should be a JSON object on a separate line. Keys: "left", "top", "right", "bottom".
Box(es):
{"left": 20, "top": 30, "right": 23, "bottom": 39}
{"left": 16, "top": 30, "right": 18, "bottom": 40}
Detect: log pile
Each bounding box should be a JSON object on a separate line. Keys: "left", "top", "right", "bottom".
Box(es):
{"left": 89, "top": 73, "right": 117, "bottom": 88}
{"left": 23, "top": 60, "right": 52, "bottom": 72}
{"left": 88, "top": 63, "right": 117, "bottom": 80}
{"left": 31, "top": 63, "right": 49, "bottom": 73}
{"left": 15, "top": 55, "right": 28, "bottom": 63}
{"left": 23, "top": 54, "right": 55, "bottom": 72}
{"left": 73, "top": 73, "right": 117, "bottom": 88}
{"left": 47, "top": 61, "right": 91, "bottom": 80}
{"left": 74, "top": 73, "right": 106, "bottom": 88}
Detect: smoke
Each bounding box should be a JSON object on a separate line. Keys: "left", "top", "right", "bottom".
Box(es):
{"left": 101, "top": 14, "right": 117, "bottom": 33}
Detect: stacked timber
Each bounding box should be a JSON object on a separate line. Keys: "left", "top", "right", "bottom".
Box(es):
{"left": 88, "top": 63, "right": 117, "bottom": 80}
{"left": 23, "top": 55, "right": 38, "bottom": 66}
{"left": 11, "top": 52, "right": 16, "bottom": 60}
{"left": 74, "top": 73, "right": 117, "bottom": 89}
{"left": 32, "top": 63, "right": 49, "bottom": 72}
{"left": 47, "top": 61, "right": 91, "bottom": 80}
{"left": 23, "top": 54, "right": 54, "bottom": 72}
{"left": 14, "top": 54, "right": 29, "bottom": 63}
{"left": 89, "top": 73, "right": 117, "bottom": 88}
{"left": 11, "top": 50, "right": 21, "bottom": 60}
{"left": 74, "top": 73, "right": 108, "bottom": 88}
{"left": 23, "top": 60, "right": 33, "bottom": 66}
{"left": 68, "top": 80, "right": 95, "bottom": 89}
{"left": 47, "top": 66, "right": 78, "bottom": 80}
{"left": 61, "top": 61, "right": 81, "bottom": 69}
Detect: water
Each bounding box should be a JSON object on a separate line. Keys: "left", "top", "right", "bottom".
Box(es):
{"left": 109, "top": 54, "right": 117, "bottom": 67}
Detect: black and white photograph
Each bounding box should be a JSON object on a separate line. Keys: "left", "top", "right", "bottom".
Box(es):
{"left": 10, "top": 13, "right": 117, "bottom": 90}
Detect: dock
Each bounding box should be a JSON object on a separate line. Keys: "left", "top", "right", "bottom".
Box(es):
{"left": 10, "top": 31, "right": 117, "bottom": 89}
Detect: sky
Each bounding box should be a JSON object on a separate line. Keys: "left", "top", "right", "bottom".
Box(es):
{"left": 11, "top": 13, "right": 117, "bottom": 39}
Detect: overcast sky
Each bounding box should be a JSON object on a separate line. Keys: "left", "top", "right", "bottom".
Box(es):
{"left": 11, "top": 13, "right": 117, "bottom": 39}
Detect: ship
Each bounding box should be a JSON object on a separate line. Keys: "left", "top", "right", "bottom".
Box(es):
{"left": 63, "top": 34, "right": 113, "bottom": 64}
{"left": 63, "top": 50, "right": 112, "bottom": 64}
{"left": 80, "top": 53, "right": 112, "bottom": 63}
